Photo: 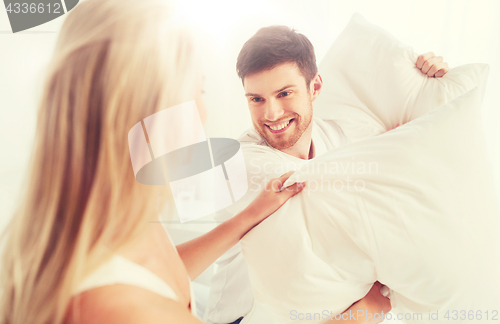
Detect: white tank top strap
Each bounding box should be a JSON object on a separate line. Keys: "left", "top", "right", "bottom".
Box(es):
{"left": 74, "top": 254, "right": 179, "bottom": 301}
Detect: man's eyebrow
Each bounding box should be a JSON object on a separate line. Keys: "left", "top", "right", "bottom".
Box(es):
{"left": 274, "top": 84, "right": 296, "bottom": 94}
{"left": 245, "top": 84, "right": 297, "bottom": 97}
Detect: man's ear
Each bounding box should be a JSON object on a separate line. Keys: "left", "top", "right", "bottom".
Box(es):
{"left": 310, "top": 73, "right": 323, "bottom": 102}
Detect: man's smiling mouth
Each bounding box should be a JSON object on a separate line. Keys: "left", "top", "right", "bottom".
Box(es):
{"left": 265, "top": 118, "right": 294, "bottom": 133}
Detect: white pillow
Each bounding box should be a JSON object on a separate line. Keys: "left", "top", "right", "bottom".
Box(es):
{"left": 314, "top": 13, "right": 489, "bottom": 141}
{"left": 240, "top": 84, "right": 500, "bottom": 323}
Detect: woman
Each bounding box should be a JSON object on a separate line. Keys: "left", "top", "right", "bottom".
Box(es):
{"left": 0, "top": 0, "right": 390, "bottom": 323}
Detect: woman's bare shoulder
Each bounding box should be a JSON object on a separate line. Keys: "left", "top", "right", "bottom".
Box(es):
{"left": 65, "top": 284, "right": 202, "bottom": 324}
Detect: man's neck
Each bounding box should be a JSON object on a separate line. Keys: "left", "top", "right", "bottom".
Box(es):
{"left": 279, "top": 121, "right": 314, "bottom": 160}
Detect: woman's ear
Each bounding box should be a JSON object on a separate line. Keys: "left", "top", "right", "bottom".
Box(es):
{"left": 310, "top": 73, "right": 323, "bottom": 102}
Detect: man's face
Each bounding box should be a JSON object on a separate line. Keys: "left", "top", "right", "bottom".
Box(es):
{"left": 243, "top": 62, "right": 316, "bottom": 151}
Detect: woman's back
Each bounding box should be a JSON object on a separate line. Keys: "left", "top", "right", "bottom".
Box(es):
{"left": 66, "top": 226, "right": 200, "bottom": 324}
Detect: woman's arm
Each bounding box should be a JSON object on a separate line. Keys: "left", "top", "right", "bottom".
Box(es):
{"left": 176, "top": 171, "right": 304, "bottom": 280}
{"left": 176, "top": 208, "right": 260, "bottom": 280}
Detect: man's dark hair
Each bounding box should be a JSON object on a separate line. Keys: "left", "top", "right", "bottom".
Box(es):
{"left": 236, "top": 25, "right": 317, "bottom": 85}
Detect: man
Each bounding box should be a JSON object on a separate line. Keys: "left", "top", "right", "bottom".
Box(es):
{"left": 204, "top": 26, "right": 448, "bottom": 324}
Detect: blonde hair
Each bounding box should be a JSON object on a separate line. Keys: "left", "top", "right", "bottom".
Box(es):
{"left": 0, "top": 0, "right": 201, "bottom": 323}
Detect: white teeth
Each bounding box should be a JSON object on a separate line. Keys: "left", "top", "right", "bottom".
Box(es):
{"left": 269, "top": 120, "right": 290, "bottom": 131}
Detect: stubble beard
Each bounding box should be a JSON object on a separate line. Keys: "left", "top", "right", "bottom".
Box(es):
{"left": 256, "top": 101, "right": 313, "bottom": 151}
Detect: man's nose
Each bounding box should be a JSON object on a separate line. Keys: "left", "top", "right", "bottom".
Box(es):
{"left": 264, "top": 99, "right": 285, "bottom": 121}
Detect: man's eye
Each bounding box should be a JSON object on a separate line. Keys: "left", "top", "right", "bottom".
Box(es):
{"left": 278, "top": 91, "right": 291, "bottom": 98}
{"left": 251, "top": 97, "right": 263, "bottom": 103}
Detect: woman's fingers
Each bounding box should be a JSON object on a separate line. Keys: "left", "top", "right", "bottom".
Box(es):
{"left": 270, "top": 171, "right": 296, "bottom": 192}
{"left": 278, "top": 170, "right": 296, "bottom": 182}
{"left": 281, "top": 182, "right": 306, "bottom": 198}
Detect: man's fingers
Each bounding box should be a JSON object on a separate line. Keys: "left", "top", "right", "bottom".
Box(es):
{"left": 372, "top": 281, "right": 383, "bottom": 290}
{"left": 435, "top": 63, "right": 449, "bottom": 78}
{"left": 421, "top": 56, "right": 442, "bottom": 74}
{"left": 416, "top": 52, "right": 435, "bottom": 69}
{"left": 435, "top": 69, "right": 447, "bottom": 78}
{"left": 380, "top": 285, "right": 391, "bottom": 298}
{"left": 364, "top": 281, "right": 382, "bottom": 297}
{"left": 427, "top": 62, "right": 449, "bottom": 77}
{"left": 426, "top": 65, "right": 439, "bottom": 77}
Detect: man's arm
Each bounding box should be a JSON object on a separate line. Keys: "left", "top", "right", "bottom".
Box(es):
{"left": 326, "top": 282, "right": 392, "bottom": 324}
{"left": 386, "top": 52, "right": 450, "bottom": 132}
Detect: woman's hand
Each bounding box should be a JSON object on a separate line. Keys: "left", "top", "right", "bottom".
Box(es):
{"left": 244, "top": 171, "right": 306, "bottom": 225}
{"left": 416, "top": 52, "right": 449, "bottom": 78}
{"left": 176, "top": 171, "right": 304, "bottom": 280}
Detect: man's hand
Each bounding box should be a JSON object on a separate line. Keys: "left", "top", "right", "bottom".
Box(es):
{"left": 416, "top": 52, "right": 449, "bottom": 78}
{"left": 345, "top": 281, "right": 392, "bottom": 324}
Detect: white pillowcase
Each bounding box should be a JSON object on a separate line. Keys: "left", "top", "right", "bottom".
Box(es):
{"left": 241, "top": 85, "right": 500, "bottom": 324}
{"left": 314, "top": 13, "right": 489, "bottom": 141}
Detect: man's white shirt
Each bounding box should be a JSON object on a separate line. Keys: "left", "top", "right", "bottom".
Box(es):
{"left": 203, "top": 118, "right": 351, "bottom": 324}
